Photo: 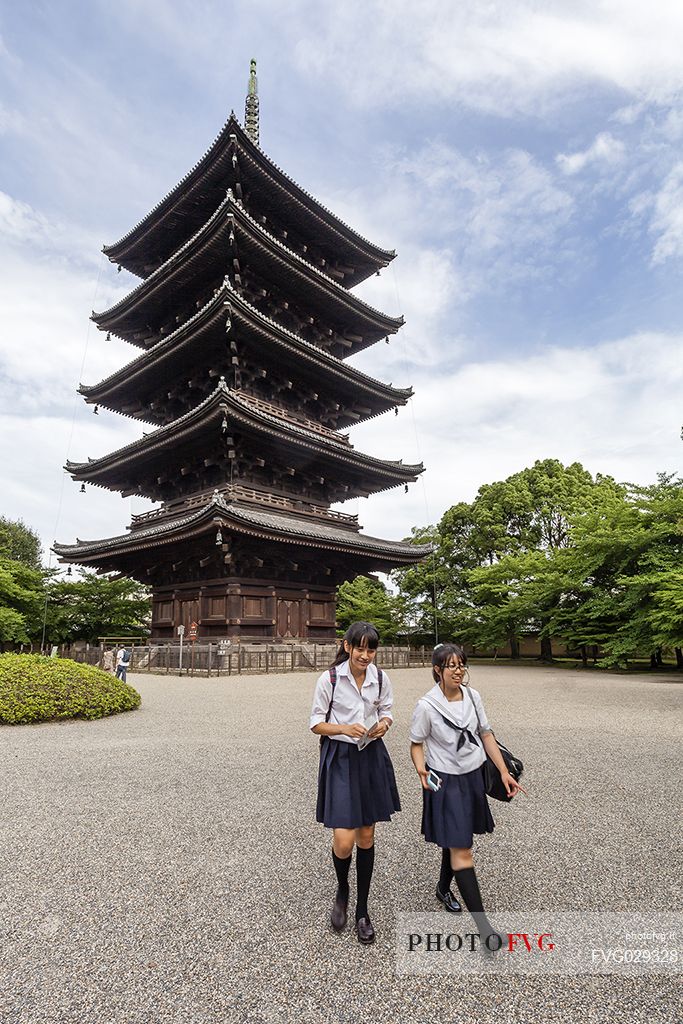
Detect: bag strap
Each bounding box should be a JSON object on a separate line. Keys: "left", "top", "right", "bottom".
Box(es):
{"left": 324, "top": 664, "right": 383, "bottom": 723}
{"left": 324, "top": 665, "right": 338, "bottom": 723}
{"left": 463, "top": 685, "right": 482, "bottom": 729}
{"left": 464, "top": 685, "right": 496, "bottom": 740}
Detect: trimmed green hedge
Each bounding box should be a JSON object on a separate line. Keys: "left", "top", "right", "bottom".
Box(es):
{"left": 0, "top": 654, "right": 141, "bottom": 725}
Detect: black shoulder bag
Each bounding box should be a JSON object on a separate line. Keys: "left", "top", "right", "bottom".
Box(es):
{"left": 464, "top": 686, "right": 524, "bottom": 802}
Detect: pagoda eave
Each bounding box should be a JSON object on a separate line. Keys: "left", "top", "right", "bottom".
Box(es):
{"left": 80, "top": 285, "right": 412, "bottom": 426}
{"left": 54, "top": 497, "right": 431, "bottom": 570}
{"left": 65, "top": 384, "right": 423, "bottom": 500}
{"left": 94, "top": 197, "right": 403, "bottom": 350}
{"left": 103, "top": 113, "right": 395, "bottom": 285}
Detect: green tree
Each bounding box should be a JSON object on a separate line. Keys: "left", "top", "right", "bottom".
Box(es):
{"left": 0, "top": 518, "right": 42, "bottom": 569}
{"left": 336, "top": 575, "right": 406, "bottom": 643}
{"left": 393, "top": 460, "right": 623, "bottom": 657}
{"left": 550, "top": 474, "right": 683, "bottom": 668}
{"left": 465, "top": 461, "right": 622, "bottom": 659}
{"left": 45, "top": 573, "right": 151, "bottom": 644}
{"left": 391, "top": 525, "right": 455, "bottom": 643}
{"left": 464, "top": 549, "right": 565, "bottom": 657}
{"left": 0, "top": 557, "right": 46, "bottom": 647}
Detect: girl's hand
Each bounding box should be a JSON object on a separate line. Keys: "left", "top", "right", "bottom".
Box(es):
{"left": 417, "top": 768, "right": 432, "bottom": 791}
{"left": 344, "top": 722, "right": 368, "bottom": 740}
{"left": 502, "top": 772, "right": 527, "bottom": 798}
{"left": 367, "top": 720, "right": 390, "bottom": 739}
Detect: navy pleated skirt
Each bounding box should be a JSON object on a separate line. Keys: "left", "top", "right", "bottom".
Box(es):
{"left": 316, "top": 737, "right": 401, "bottom": 829}
{"left": 421, "top": 765, "right": 494, "bottom": 848}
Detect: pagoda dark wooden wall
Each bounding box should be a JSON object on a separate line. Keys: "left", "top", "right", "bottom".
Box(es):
{"left": 151, "top": 577, "right": 336, "bottom": 640}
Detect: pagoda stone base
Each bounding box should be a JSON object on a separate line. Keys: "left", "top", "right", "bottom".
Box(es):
{"left": 151, "top": 576, "right": 337, "bottom": 640}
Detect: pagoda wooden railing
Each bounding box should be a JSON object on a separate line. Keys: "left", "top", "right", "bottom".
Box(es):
{"left": 239, "top": 392, "right": 351, "bottom": 444}
{"left": 129, "top": 485, "right": 359, "bottom": 531}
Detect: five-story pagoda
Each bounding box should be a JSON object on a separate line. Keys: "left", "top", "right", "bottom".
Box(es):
{"left": 55, "top": 63, "right": 430, "bottom": 640}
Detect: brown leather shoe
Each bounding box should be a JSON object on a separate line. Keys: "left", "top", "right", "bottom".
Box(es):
{"left": 355, "top": 916, "right": 376, "bottom": 944}
{"left": 330, "top": 897, "right": 348, "bottom": 932}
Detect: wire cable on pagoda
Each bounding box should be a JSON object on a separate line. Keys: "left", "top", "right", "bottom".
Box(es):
{"left": 389, "top": 261, "right": 440, "bottom": 643}
{"left": 40, "top": 251, "right": 107, "bottom": 650}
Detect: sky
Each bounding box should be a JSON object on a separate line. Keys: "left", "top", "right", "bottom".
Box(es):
{"left": 1, "top": 0, "right": 682, "bottom": 567}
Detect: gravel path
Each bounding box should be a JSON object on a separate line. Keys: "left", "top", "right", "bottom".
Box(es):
{"left": 1, "top": 664, "right": 680, "bottom": 1023}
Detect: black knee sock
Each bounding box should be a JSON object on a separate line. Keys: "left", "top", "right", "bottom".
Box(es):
{"left": 332, "top": 850, "right": 351, "bottom": 902}
{"left": 453, "top": 866, "right": 496, "bottom": 938}
{"left": 355, "top": 845, "right": 375, "bottom": 922}
{"left": 438, "top": 848, "right": 453, "bottom": 893}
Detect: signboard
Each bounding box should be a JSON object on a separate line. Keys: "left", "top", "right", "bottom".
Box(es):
{"left": 188, "top": 621, "right": 198, "bottom": 642}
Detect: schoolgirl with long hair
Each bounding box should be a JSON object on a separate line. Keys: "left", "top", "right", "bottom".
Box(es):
{"left": 310, "top": 621, "right": 401, "bottom": 944}
{"left": 410, "top": 642, "right": 524, "bottom": 948}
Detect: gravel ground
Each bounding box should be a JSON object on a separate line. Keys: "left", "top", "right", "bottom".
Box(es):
{"left": 1, "top": 663, "right": 681, "bottom": 1024}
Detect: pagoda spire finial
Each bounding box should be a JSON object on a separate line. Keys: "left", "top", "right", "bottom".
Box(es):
{"left": 244, "top": 58, "right": 260, "bottom": 146}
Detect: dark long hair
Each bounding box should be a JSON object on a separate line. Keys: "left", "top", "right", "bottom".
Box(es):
{"left": 331, "top": 621, "right": 380, "bottom": 667}
{"left": 431, "top": 642, "right": 467, "bottom": 682}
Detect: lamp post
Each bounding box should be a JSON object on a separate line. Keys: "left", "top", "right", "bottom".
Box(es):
{"left": 177, "top": 623, "right": 185, "bottom": 674}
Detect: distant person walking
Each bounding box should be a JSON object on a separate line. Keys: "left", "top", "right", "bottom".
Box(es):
{"left": 410, "top": 642, "right": 525, "bottom": 949}
{"left": 310, "top": 622, "right": 400, "bottom": 944}
{"left": 115, "top": 647, "right": 131, "bottom": 682}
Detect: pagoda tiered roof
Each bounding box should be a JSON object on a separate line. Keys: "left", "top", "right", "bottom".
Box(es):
{"left": 53, "top": 493, "right": 430, "bottom": 574}
{"left": 93, "top": 195, "right": 403, "bottom": 351}
{"left": 102, "top": 113, "right": 394, "bottom": 286}
{"left": 66, "top": 381, "right": 423, "bottom": 501}
{"left": 81, "top": 284, "right": 412, "bottom": 428}
{"left": 57, "top": 79, "right": 429, "bottom": 637}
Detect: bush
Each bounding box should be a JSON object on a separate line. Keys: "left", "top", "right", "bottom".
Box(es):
{"left": 0, "top": 654, "right": 141, "bottom": 725}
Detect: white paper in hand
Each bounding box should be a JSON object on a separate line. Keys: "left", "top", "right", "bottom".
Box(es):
{"left": 356, "top": 710, "right": 379, "bottom": 750}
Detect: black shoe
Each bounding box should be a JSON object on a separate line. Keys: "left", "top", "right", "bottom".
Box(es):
{"left": 330, "top": 896, "right": 348, "bottom": 932}
{"left": 355, "top": 916, "right": 376, "bottom": 944}
{"left": 435, "top": 884, "right": 462, "bottom": 913}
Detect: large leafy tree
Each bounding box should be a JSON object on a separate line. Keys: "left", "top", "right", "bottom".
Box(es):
{"left": 464, "top": 462, "right": 623, "bottom": 659}
{"left": 0, "top": 518, "right": 42, "bottom": 569}
{"left": 549, "top": 474, "right": 683, "bottom": 668}
{"left": 336, "top": 575, "right": 408, "bottom": 644}
{"left": 0, "top": 557, "right": 46, "bottom": 647}
{"left": 45, "top": 573, "right": 151, "bottom": 644}
{"left": 394, "top": 460, "right": 621, "bottom": 656}
{"left": 388, "top": 523, "right": 470, "bottom": 644}
{"left": 0, "top": 519, "right": 47, "bottom": 648}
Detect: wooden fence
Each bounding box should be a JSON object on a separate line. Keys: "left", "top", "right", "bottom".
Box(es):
{"left": 65, "top": 642, "right": 428, "bottom": 677}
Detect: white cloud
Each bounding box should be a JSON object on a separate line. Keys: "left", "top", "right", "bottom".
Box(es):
{"left": 650, "top": 163, "right": 683, "bottom": 264}
{"left": 350, "top": 330, "right": 682, "bottom": 538}
{"left": 0, "top": 226, "right": 132, "bottom": 416}
{"left": 324, "top": 141, "right": 574, "bottom": 316}
{"left": 2, "top": 3, "right": 682, "bottom": 568}
{"left": 289, "top": 1, "right": 683, "bottom": 116}
{"left": 0, "top": 190, "right": 51, "bottom": 244}
{"left": 0, "top": 409, "right": 152, "bottom": 566}
{"left": 556, "top": 132, "right": 625, "bottom": 175}
{"left": 88, "top": 1, "right": 683, "bottom": 120}
{"left": 611, "top": 103, "right": 645, "bottom": 126}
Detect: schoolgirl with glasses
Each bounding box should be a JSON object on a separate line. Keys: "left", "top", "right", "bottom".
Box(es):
{"left": 410, "top": 642, "right": 524, "bottom": 947}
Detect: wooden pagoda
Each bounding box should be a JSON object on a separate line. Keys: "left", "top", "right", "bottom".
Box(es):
{"left": 55, "top": 63, "right": 430, "bottom": 640}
